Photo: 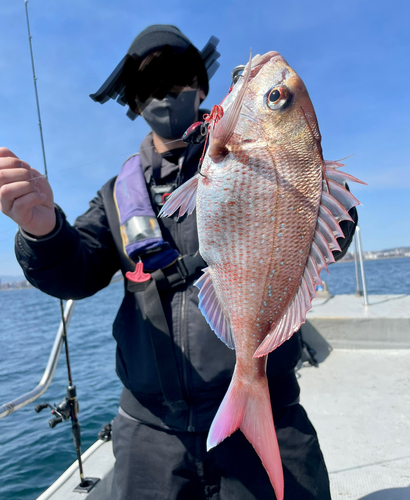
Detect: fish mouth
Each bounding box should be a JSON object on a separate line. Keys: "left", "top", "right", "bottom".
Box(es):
{"left": 248, "top": 51, "right": 287, "bottom": 80}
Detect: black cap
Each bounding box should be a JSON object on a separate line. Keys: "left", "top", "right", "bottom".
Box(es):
{"left": 90, "top": 25, "right": 220, "bottom": 120}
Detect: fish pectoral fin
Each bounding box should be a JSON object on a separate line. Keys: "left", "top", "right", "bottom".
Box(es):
{"left": 208, "top": 51, "right": 252, "bottom": 164}
{"left": 207, "top": 374, "right": 284, "bottom": 500}
{"left": 194, "top": 267, "right": 235, "bottom": 349}
{"left": 158, "top": 174, "right": 200, "bottom": 218}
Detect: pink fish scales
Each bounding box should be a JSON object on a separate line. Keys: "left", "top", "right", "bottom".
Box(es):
{"left": 160, "top": 51, "right": 365, "bottom": 500}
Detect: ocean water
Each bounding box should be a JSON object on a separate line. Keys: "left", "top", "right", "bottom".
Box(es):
{"left": 0, "top": 258, "right": 409, "bottom": 499}
{"left": 320, "top": 256, "right": 410, "bottom": 295}
{"left": 0, "top": 281, "right": 124, "bottom": 500}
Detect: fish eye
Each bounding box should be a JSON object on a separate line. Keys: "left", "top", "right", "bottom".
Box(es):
{"left": 266, "top": 86, "right": 289, "bottom": 110}
{"left": 269, "top": 89, "right": 281, "bottom": 103}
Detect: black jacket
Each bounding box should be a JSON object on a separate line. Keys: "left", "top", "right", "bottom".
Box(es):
{"left": 15, "top": 134, "right": 357, "bottom": 432}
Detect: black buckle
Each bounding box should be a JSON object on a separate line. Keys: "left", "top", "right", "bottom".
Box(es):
{"left": 151, "top": 252, "right": 207, "bottom": 292}
{"left": 163, "top": 257, "right": 188, "bottom": 289}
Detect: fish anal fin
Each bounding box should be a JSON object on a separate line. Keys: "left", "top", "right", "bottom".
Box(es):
{"left": 195, "top": 267, "right": 235, "bottom": 349}
{"left": 254, "top": 276, "right": 313, "bottom": 358}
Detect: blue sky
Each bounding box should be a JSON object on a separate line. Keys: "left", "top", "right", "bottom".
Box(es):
{"left": 0, "top": 0, "right": 409, "bottom": 276}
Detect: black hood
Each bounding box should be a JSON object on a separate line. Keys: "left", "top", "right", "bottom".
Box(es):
{"left": 90, "top": 25, "right": 220, "bottom": 120}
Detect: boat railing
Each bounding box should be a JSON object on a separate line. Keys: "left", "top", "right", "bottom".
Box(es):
{"left": 0, "top": 299, "right": 76, "bottom": 420}
{"left": 353, "top": 225, "right": 369, "bottom": 306}
{"left": 0, "top": 274, "right": 123, "bottom": 420}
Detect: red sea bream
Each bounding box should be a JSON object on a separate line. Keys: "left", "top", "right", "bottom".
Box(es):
{"left": 160, "top": 51, "right": 365, "bottom": 500}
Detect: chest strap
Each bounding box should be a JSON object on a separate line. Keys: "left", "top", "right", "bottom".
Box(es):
{"left": 126, "top": 250, "right": 206, "bottom": 294}
{"left": 151, "top": 251, "right": 206, "bottom": 292}
{"left": 125, "top": 251, "right": 206, "bottom": 415}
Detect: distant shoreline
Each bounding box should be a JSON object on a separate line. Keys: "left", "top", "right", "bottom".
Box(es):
{"left": 0, "top": 285, "right": 33, "bottom": 292}
{"left": 1, "top": 256, "right": 409, "bottom": 290}
{"left": 338, "top": 255, "right": 410, "bottom": 264}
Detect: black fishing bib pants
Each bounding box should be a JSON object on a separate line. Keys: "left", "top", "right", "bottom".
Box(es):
{"left": 111, "top": 403, "right": 331, "bottom": 500}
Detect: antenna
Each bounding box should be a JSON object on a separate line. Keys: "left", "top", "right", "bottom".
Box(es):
{"left": 24, "top": 0, "right": 48, "bottom": 179}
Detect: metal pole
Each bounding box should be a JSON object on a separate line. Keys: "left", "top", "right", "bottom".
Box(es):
{"left": 353, "top": 232, "right": 362, "bottom": 296}
{"left": 24, "top": 0, "right": 48, "bottom": 179}
{"left": 0, "top": 274, "right": 122, "bottom": 419}
{"left": 356, "top": 226, "right": 369, "bottom": 306}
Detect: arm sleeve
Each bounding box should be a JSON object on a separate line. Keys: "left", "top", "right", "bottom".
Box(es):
{"left": 15, "top": 189, "right": 121, "bottom": 300}
{"left": 333, "top": 205, "right": 358, "bottom": 262}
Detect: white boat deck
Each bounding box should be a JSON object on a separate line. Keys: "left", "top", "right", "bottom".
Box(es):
{"left": 298, "top": 349, "right": 410, "bottom": 499}
{"left": 37, "top": 439, "right": 114, "bottom": 500}
{"left": 298, "top": 294, "right": 410, "bottom": 499}
{"left": 38, "top": 294, "right": 410, "bottom": 500}
{"left": 304, "top": 293, "right": 410, "bottom": 349}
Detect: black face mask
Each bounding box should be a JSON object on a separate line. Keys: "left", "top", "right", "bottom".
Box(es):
{"left": 141, "top": 90, "right": 199, "bottom": 139}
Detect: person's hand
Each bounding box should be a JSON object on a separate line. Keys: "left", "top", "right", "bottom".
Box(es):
{"left": 0, "top": 148, "right": 56, "bottom": 237}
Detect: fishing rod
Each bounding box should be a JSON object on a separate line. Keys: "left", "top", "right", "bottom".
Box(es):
{"left": 24, "top": 0, "right": 99, "bottom": 492}
{"left": 24, "top": 0, "right": 48, "bottom": 180}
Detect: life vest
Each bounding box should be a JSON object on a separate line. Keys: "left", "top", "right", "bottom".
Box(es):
{"left": 113, "top": 150, "right": 207, "bottom": 414}
{"left": 113, "top": 153, "right": 179, "bottom": 271}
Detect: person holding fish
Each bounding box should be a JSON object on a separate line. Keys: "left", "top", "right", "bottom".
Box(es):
{"left": 0, "top": 25, "right": 360, "bottom": 499}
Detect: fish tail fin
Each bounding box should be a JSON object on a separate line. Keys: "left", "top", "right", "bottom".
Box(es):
{"left": 207, "top": 374, "right": 284, "bottom": 500}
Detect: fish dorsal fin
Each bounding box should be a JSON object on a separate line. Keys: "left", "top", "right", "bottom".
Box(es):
{"left": 253, "top": 163, "right": 363, "bottom": 358}
{"left": 158, "top": 174, "right": 200, "bottom": 218}
{"left": 324, "top": 161, "right": 367, "bottom": 186}
{"left": 208, "top": 52, "right": 252, "bottom": 163}
{"left": 194, "top": 267, "right": 235, "bottom": 349}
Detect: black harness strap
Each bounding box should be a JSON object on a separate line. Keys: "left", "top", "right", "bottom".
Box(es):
{"left": 123, "top": 140, "right": 207, "bottom": 416}
{"left": 151, "top": 251, "right": 206, "bottom": 292}
{"left": 126, "top": 252, "right": 206, "bottom": 413}
{"left": 151, "top": 149, "right": 163, "bottom": 183}
{"left": 143, "top": 279, "right": 188, "bottom": 413}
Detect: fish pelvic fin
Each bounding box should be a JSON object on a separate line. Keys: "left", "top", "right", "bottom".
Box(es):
{"left": 195, "top": 267, "right": 235, "bottom": 349}
{"left": 207, "top": 372, "right": 284, "bottom": 500}
{"left": 158, "top": 174, "right": 200, "bottom": 218}
{"left": 208, "top": 51, "right": 252, "bottom": 163}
